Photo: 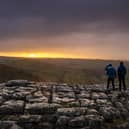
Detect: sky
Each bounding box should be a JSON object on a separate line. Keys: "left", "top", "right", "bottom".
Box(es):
{"left": 0, "top": 0, "right": 129, "bottom": 59}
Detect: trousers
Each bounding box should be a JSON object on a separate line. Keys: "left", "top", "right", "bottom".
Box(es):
{"left": 107, "top": 78, "right": 115, "bottom": 90}
{"left": 118, "top": 76, "right": 126, "bottom": 91}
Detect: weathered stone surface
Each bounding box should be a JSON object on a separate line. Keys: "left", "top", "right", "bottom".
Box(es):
{"left": 92, "top": 92, "right": 108, "bottom": 100}
{"left": 0, "top": 121, "right": 21, "bottom": 129}
{"left": 40, "top": 114, "right": 58, "bottom": 123}
{"left": 119, "top": 108, "right": 129, "bottom": 119}
{"left": 26, "top": 95, "right": 48, "bottom": 103}
{"left": 57, "top": 108, "right": 87, "bottom": 117}
{"left": 0, "top": 100, "right": 24, "bottom": 114}
{"left": 6, "top": 80, "right": 31, "bottom": 86}
{"left": 56, "top": 116, "right": 70, "bottom": 128}
{"left": 79, "top": 99, "right": 90, "bottom": 107}
{"left": 116, "top": 122, "right": 129, "bottom": 129}
{"left": 96, "top": 99, "right": 108, "bottom": 105}
{"left": 78, "top": 92, "right": 91, "bottom": 99}
{"left": 10, "top": 124, "right": 22, "bottom": 129}
{"left": 18, "top": 115, "right": 42, "bottom": 123}
{"left": 85, "top": 115, "right": 104, "bottom": 129}
{"left": 25, "top": 103, "right": 58, "bottom": 114}
{"left": 0, "top": 96, "right": 4, "bottom": 104}
{"left": 87, "top": 109, "right": 99, "bottom": 115}
{"left": 0, "top": 80, "right": 129, "bottom": 129}
{"left": 38, "top": 122, "right": 53, "bottom": 129}
{"left": 114, "top": 102, "right": 124, "bottom": 109}
{"left": 99, "top": 106, "right": 121, "bottom": 121}
{"left": 68, "top": 116, "right": 86, "bottom": 128}
{"left": 69, "top": 101, "right": 80, "bottom": 107}
{"left": 53, "top": 97, "right": 75, "bottom": 104}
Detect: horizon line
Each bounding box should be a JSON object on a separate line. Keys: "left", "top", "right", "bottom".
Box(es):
{"left": 0, "top": 55, "right": 128, "bottom": 62}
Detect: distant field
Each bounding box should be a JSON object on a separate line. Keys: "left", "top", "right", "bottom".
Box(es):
{"left": 0, "top": 57, "right": 129, "bottom": 84}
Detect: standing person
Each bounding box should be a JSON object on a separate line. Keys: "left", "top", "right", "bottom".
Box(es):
{"left": 117, "top": 62, "right": 127, "bottom": 91}
{"left": 105, "top": 64, "right": 116, "bottom": 90}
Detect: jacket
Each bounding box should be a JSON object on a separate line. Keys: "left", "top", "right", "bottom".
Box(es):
{"left": 117, "top": 64, "right": 127, "bottom": 77}
{"left": 106, "top": 66, "right": 116, "bottom": 79}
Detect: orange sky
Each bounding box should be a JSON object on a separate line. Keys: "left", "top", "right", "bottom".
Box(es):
{"left": 0, "top": 32, "right": 129, "bottom": 60}
{"left": 0, "top": 51, "right": 98, "bottom": 59}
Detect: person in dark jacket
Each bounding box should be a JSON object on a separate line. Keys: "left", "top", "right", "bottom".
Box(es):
{"left": 105, "top": 64, "right": 116, "bottom": 90}
{"left": 117, "top": 62, "right": 127, "bottom": 91}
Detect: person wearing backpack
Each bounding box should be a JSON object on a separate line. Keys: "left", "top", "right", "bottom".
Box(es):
{"left": 105, "top": 64, "right": 116, "bottom": 90}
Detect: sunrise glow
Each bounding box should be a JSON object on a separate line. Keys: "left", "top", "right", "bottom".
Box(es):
{"left": 28, "top": 54, "right": 38, "bottom": 58}
{"left": 0, "top": 52, "right": 100, "bottom": 59}
{"left": 0, "top": 52, "right": 76, "bottom": 59}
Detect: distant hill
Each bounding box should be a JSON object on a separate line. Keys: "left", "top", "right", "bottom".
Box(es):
{"left": 0, "top": 63, "right": 40, "bottom": 82}
{"left": 0, "top": 56, "right": 129, "bottom": 84}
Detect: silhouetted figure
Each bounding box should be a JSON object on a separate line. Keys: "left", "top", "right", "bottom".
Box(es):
{"left": 117, "top": 62, "right": 127, "bottom": 91}
{"left": 105, "top": 64, "right": 116, "bottom": 90}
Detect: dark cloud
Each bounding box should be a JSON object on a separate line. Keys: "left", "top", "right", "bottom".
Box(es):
{"left": 0, "top": 0, "right": 129, "bottom": 40}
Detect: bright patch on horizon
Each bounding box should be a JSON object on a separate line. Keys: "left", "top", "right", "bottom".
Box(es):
{"left": 28, "top": 54, "right": 38, "bottom": 58}
{"left": 0, "top": 52, "right": 99, "bottom": 59}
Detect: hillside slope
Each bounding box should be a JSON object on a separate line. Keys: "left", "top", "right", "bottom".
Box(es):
{"left": 0, "top": 57, "right": 129, "bottom": 84}
{"left": 0, "top": 63, "right": 40, "bottom": 82}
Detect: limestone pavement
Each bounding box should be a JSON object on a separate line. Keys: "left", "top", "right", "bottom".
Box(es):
{"left": 0, "top": 80, "right": 129, "bottom": 129}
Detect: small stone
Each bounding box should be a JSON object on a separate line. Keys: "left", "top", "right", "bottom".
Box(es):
{"left": 69, "top": 101, "right": 80, "bottom": 107}
{"left": 6, "top": 80, "right": 30, "bottom": 86}
{"left": 87, "top": 109, "right": 99, "bottom": 115}
{"left": 92, "top": 93, "right": 100, "bottom": 99}
{"left": 115, "top": 102, "right": 124, "bottom": 109}
{"left": 38, "top": 122, "right": 53, "bottom": 129}
{"left": 56, "top": 116, "right": 70, "bottom": 128}
{"left": 78, "top": 92, "right": 90, "bottom": 99}
{"left": 119, "top": 108, "right": 129, "bottom": 119}
{"left": 25, "top": 103, "right": 58, "bottom": 114}
{"left": 80, "top": 99, "right": 91, "bottom": 107}
{"left": 11, "top": 124, "right": 22, "bottom": 129}
{"left": 0, "top": 121, "right": 16, "bottom": 129}
{"left": 99, "top": 106, "right": 120, "bottom": 121}
{"left": 18, "top": 115, "right": 42, "bottom": 123}
{"left": 68, "top": 116, "right": 85, "bottom": 128}
{"left": 0, "top": 96, "right": 4, "bottom": 104}
{"left": 116, "top": 122, "right": 129, "bottom": 129}
{"left": 98, "top": 93, "right": 108, "bottom": 99}
{"left": 27, "top": 96, "right": 48, "bottom": 103}
{"left": 96, "top": 99, "right": 108, "bottom": 105}
{"left": 57, "top": 108, "right": 87, "bottom": 117}
{"left": 85, "top": 115, "right": 104, "bottom": 129}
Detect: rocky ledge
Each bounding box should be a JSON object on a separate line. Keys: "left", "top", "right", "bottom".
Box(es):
{"left": 0, "top": 80, "right": 129, "bottom": 129}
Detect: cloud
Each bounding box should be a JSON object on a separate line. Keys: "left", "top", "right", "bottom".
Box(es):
{"left": 0, "top": 0, "right": 129, "bottom": 40}
{"left": 0, "top": 0, "right": 129, "bottom": 60}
